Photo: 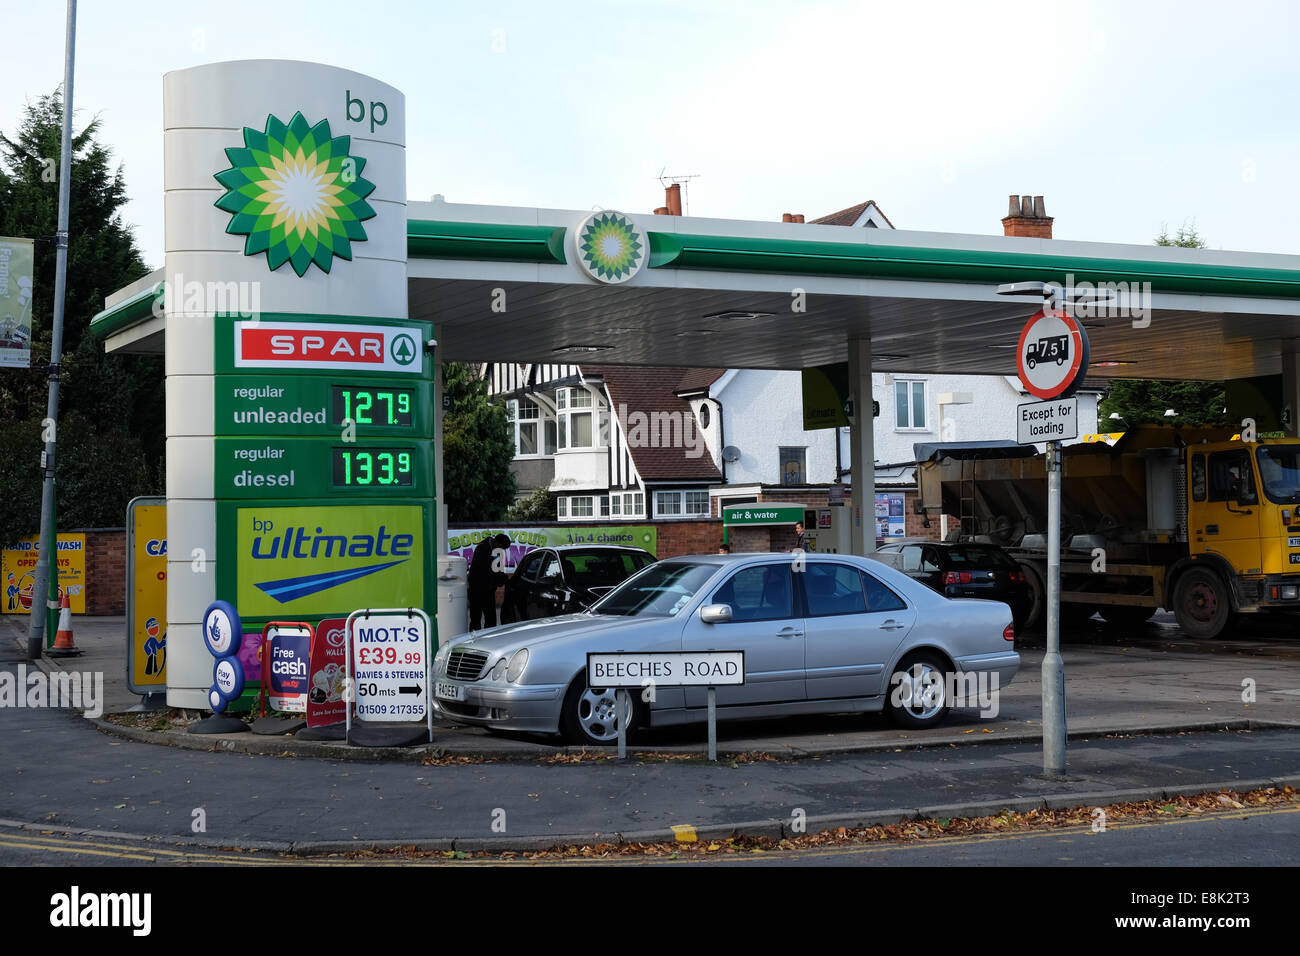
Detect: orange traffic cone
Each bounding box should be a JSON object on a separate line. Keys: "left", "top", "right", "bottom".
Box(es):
{"left": 48, "top": 590, "right": 82, "bottom": 657}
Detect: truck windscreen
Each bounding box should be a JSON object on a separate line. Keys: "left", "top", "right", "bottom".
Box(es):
{"left": 1257, "top": 446, "right": 1300, "bottom": 504}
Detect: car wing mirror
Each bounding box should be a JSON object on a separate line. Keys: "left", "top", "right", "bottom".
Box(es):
{"left": 700, "top": 604, "right": 733, "bottom": 624}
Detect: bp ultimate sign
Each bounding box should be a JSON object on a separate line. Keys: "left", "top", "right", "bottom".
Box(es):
{"left": 160, "top": 60, "right": 417, "bottom": 709}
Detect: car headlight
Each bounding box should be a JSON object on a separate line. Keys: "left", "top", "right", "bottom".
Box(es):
{"left": 490, "top": 657, "right": 509, "bottom": 680}
{"left": 434, "top": 642, "right": 454, "bottom": 669}
{"left": 506, "top": 647, "right": 529, "bottom": 683}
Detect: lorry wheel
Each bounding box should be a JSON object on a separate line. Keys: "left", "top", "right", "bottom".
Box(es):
{"left": 1172, "top": 567, "right": 1233, "bottom": 639}
{"left": 1098, "top": 606, "right": 1156, "bottom": 628}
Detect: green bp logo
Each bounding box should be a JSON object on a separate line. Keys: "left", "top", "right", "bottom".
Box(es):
{"left": 214, "top": 112, "right": 377, "bottom": 277}
{"left": 575, "top": 211, "right": 646, "bottom": 284}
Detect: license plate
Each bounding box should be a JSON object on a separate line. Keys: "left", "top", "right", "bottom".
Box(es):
{"left": 436, "top": 681, "right": 465, "bottom": 701}
{"left": 1289, "top": 536, "right": 1300, "bottom": 547}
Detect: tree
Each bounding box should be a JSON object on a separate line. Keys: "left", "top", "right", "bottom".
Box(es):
{"left": 1098, "top": 221, "right": 1231, "bottom": 429}
{"left": 506, "top": 486, "right": 557, "bottom": 521}
{"left": 442, "top": 362, "right": 517, "bottom": 522}
{"left": 0, "top": 91, "right": 161, "bottom": 543}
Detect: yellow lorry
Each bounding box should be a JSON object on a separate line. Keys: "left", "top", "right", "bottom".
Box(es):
{"left": 914, "top": 426, "right": 1300, "bottom": 638}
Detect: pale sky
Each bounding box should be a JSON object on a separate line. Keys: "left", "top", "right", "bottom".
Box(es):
{"left": 4, "top": 0, "right": 1298, "bottom": 269}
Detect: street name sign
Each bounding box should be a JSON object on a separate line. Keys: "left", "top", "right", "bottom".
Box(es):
{"left": 587, "top": 651, "right": 745, "bottom": 687}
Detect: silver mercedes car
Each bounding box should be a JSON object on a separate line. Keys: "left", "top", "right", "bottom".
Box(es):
{"left": 432, "top": 552, "right": 1020, "bottom": 746}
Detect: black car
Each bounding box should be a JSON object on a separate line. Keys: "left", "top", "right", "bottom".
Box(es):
{"left": 501, "top": 545, "right": 656, "bottom": 622}
{"left": 875, "top": 540, "right": 1032, "bottom": 628}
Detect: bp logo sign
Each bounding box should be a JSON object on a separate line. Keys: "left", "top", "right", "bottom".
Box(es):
{"left": 214, "top": 112, "right": 377, "bottom": 277}
{"left": 575, "top": 211, "right": 646, "bottom": 283}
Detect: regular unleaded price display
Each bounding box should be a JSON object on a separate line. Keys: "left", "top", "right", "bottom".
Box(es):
{"left": 351, "top": 613, "right": 429, "bottom": 722}
{"left": 332, "top": 386, "right": 414, "bottom": 427}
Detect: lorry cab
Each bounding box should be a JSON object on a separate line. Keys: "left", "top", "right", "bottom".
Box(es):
{"left": 1189, "top": 441, "right": 1300, "bottom": 607}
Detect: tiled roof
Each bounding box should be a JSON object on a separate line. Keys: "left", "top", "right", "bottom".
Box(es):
{"left": 810, "top": 200, "right": 895, "bottom": 229}
{"left": 673, "top": 367, "right": 726, "bottom": 395}
{"left": 581, "top": 366, "right": 723, "bottom": 481}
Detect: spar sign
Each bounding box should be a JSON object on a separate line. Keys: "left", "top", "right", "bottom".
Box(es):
{"left": 344, "top": 608, "right": 432, "bottom": 741}
{"left": 233, "top": 320, "right": 424, "bottom": 374}
{"left": 1016, "top": 309, "right": 1090, "bottom": 400}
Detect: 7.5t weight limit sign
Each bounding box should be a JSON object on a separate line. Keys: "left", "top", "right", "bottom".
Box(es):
{"left": 1016, "top": 309, "right": 1090, "bottom": 400}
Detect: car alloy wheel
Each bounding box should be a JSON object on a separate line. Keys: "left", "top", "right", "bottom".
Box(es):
{"left": 886, "top": 652, "right": 951, "bottom": 730}
{"left": 561, "top": 676, "right": 636, "bottom": 746}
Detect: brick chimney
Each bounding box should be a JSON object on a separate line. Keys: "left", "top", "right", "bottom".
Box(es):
{"left": 1002, "top": 194, "right": 1053, "bottom": 238}
{"left": 781, "top": 213, "right": 805, "bottom": 223}
{"left": 666, "top": 183, "right": 682, "bottom": 216}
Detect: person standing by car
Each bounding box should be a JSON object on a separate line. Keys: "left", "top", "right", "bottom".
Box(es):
{"left": 791, "top": 522, "right": 807, "bottom": 552}
{"left": 468, "top": 533, "right": 511, "bottom": 630}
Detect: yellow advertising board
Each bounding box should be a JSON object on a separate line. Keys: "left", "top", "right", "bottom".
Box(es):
{"left": 128, "top": 499, "right": 167, "bottom": 691}
{"left": 2, "top": 533, "right": 86, "bottom": 614}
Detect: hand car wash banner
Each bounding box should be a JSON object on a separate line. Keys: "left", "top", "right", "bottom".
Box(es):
{"left": 447, "top": 525, "right": 658, "bottom": 572}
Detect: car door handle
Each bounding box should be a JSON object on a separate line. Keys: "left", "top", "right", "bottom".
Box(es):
{"left": 777, "top": 627, "right": 803, "bottom": 638}
{"left": 879, "top": 620, "right": 907, "bottom": 631}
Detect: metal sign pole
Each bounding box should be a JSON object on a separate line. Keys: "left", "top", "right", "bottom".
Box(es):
{"left": 616, "top": 688, "right": 627, "bottom": 759}
{"left": 1043, "top": 440, "right": 1067, "bottom": 774}
{"left": 707, "top": 686, "right": 717, "bottom": 761}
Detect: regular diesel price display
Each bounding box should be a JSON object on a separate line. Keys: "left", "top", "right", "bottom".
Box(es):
{"left": 332, "top": 448, "right": 414, "bottom": 487}
{"left": 332, "top": 386, "right": 414, "bottom": 427}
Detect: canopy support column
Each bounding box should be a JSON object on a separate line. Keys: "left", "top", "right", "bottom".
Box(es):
{"left": 848, "top": 337, "right": 875, "bottom": 556}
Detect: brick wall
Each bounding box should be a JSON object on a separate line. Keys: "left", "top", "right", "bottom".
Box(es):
{"left": 75, "top": 528, "right": 126, "bottom": 616}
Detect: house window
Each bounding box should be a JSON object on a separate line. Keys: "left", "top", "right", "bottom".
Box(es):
{"left": 556, "top": 387, "right": 595, "bottom": 449}
{"left": 655, "top": 492, "right": 682, "bottom": 517}
{"left": 600, "top": 495, "right": 610, "bottom": 517}
{"left": 509, "top": 398, "right": 556, "bottom": 456}
{"left": 654, "top": 490, "right": 710, "bottom": 518}
{"left": 610, "top": 494, "right": 622, "bottom": 516}
{"left": 894, "top": 380, "right": 927, "bottom": 430}
{"left": 779, "top": 447, "right": 806, "bottom": 485}
{"left": 570, "top": 496, "right": 594, "bottom": 517}
{"left": 557, "top": 496, "right": 568, "bottom": 518}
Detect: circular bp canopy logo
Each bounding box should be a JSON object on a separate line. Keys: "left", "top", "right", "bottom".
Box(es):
{"left": 575, "top": 211, "right": 646, "bottom": 283}
{"left": 214, "top": 112, "right": 377, "bottom": 277}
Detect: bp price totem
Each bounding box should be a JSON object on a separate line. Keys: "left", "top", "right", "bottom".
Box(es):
{"left": 163, "top": 60, "right": 430, "bottom": 708}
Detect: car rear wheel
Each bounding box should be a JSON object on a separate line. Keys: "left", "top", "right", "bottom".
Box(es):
{"left": 885, "top": 651, "right": 951, "bottom": 730}
{"left": 560, "top": 675, "right": 637, "bottom": 746}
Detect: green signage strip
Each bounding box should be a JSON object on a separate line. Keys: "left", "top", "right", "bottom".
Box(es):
{"left": 215, "top": 375, "right": 434, "bottom": 437}
{"left": 722, "top": 504, "right": 806, "bottom": 526}
{"left": 214, "top": 437, "right": 433, "bottom": 498}
{"left": 217, "top": 500, "right": 434, "bottom": 622}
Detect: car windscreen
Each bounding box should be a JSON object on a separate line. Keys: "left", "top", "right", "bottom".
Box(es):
{"left": 588, "top": 562, "right": 718, "bottom": 617}
{"left": 562, "top": 550, "right": 651, "bottom": 589}
{"left": 942, "top": 545, "right": 1017, "bottom": 569}
{"left": 1257, "top": 446, "right": 1300, "bottom": 504}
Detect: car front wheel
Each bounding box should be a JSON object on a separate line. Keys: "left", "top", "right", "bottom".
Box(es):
{"left": 560, "top": 675, "right": 636, "bottom": 746}
{"left": 885, "top": 652, "right": 951, "bottom": 730}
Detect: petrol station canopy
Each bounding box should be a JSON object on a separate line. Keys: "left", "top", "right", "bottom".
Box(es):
{"left": 95, "top": 199, "right": 1300, "bottom": 383}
